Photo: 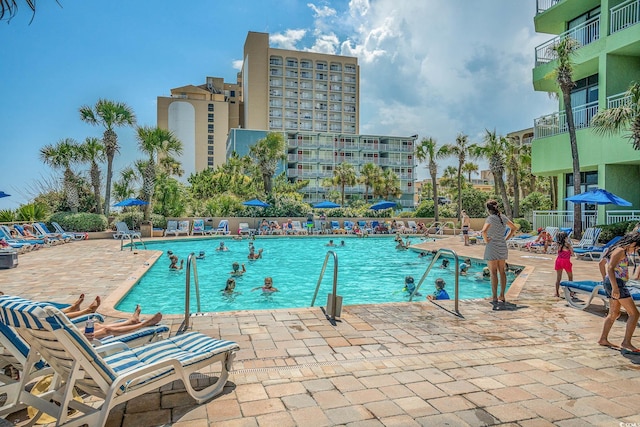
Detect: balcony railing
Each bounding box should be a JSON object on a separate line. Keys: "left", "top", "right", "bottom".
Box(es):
{"left": 536, "top": 0, "right": 562, "bottom": 14}
{"left": 535, "top": 16, "right": 600, "bottom": 66}
{"left": 533, "top": 101, "right": 599, "bottom": 138}
{"left": 611, "top": 0, "right": 640, "bottom": 34}
{"left": 607, "top": 92, "right": 632, "bottom": 108}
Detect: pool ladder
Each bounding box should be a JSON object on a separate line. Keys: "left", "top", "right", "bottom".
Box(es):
{"left": 310, "top": 250, "right": 341, "bottom": 325}
{"left": 409, "top": 248, "right": 462, "bottom": 316}
{"left": 177, "top": 253, "right": 202, "bottom": 334}
{"left": 120, "top": 234, "right": 146, "bottom": 251}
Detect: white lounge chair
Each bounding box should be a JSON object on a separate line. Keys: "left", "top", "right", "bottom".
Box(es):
{"left": 51, "top": 222, "right": 86, "bottom": 241}
{"left": 573, "top": 227, "right": 602, "bottom": 249}
{"left": 0, "top": 296, "right": 239, "bottom": 427}
{"left": 191, "top": 219, "right": 212, "bottom": 236}
{"left": 291, "top": 220, "right": 306, "bottom": 234}
{"left": 114, "top": 221, "right": 142, "bottom": 240}
{"left": 406, "top": 220, "right": 418, "bottom": 233}
{"left": 212, "top": 219, "right": 230, "bottom": 235}
{"left": 238, "top": 222, "right": 254, "bottom": 236}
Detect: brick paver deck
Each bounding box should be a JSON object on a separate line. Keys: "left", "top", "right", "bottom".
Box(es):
{"left": 1, "top": 234, "right": 639, "bottom": 426}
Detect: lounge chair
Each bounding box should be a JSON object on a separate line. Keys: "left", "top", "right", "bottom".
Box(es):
{"left": 238, "top": 222, "right": 254, "bottom": 236}
{"left": 395, "top": 220, "right": 407, "bottom": 234}
{"left": 0, "top": 295, "right": 239, "bottom": 427}
{"left": 1, "top": 225, "right": 44, "bottom": 247}
{"left": 406, "top": 220, "right": 418, "bottom": 233}
{"left": 291, "top": 220, "right": 306, "bottom": 234}
{"left": 114, "top": 221, "right": 142, "bottom": 240}
{"left": 573, "top": 227, "right": 602, "bottom": 249}
{"left": 35, "top": 222, "right": 71, "bottom": 243}
{"left": 343, "top": 220, "right": 354, "bottom": 234}
{"left": 560, "top": 280, "right": 640, "bottom": 310}
{"left": 176, "top": 220, "right": 190, "bottom": 236}
{"left": 51, "top": 222, "right": 87, "bottom": 241}
{"left": 212, "top": 219, "right": 230, "bottom": 235}
{"left": 574, "top": 235, "right": 623, "bottom": 261}
{"left": 191, "top": 219, "right": 212, "bottom": 236}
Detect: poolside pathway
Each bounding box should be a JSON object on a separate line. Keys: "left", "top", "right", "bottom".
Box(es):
{"left": 1, "top": 234, "right": 639, "bottom": 426}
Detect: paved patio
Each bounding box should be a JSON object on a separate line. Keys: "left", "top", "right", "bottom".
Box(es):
{"left": 1, "top": 234, "right": 639, "bottom": 426}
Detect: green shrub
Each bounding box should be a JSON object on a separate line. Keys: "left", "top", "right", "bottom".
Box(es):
{"left": 0, "top": 210, "right": 15, "bottom": 222}
{"left": 597, "top": 220, "right": 636, "bottom": 243}
{"left": 16, "top": 203, "right": 48, "bottom": 222}
{"left": 113, "top": 211, "right": 144, "bottom": 230}
{"left": 150, "top": 214, "right": 167, "bottom": 229}
{"left": 514, "top": 218, "right": 532, "bottom": 233}
{"left": 49, "top": 212, "right": 108, "bottom": 232}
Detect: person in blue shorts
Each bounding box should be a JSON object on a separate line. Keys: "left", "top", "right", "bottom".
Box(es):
{"left": 428, "top": 278, "right": 450, "bottom": 301}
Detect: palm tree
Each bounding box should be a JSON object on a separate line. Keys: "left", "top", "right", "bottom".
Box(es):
{"left": 592, "top": 81, "right": 640, "bottom": 150}
{"left": 249, "top": 132, "right": 286, "bottom": 194}
{"left": 39, "top": 138, "right": 81, "bottom": 213}
{"left": 415, "top": 137, "right": 447, "bottom": 221}
{"left": 474, "top": 130, "right": 512, "bottom": 218}
{"left": 442, "top": 133, "right": 474, "bottom": 219}
{"left": 552, "top": 37, "right": 582, "bottom": 238}
{"left": 376, "top": 168, "right": 402, "bottom": 200}
{"left": 78, "top": 137, "right": 105, "bottom": 214}
{"left": 135, "top": 126, "right": 183, "bottom": 221}
{"left": 79, "top": 99, "right": 136, "bottom": 215}
{"left": 332, "top": 163, "right": 357, "bottom": 206}
{"left": 462, "top": 162, "right": 479, "bottom": 183}
{"left": 359, "top": 163, "right": 381, "bottom": 203}
{"left": 113, "top": 167, "right": 138, "bottom": 202}
{"left": 505, "top": 137, "right": 530, "bottom": 218}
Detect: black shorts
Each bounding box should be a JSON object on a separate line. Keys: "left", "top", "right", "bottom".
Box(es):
{"left": 462, "top": 226, "right": 469, "bottom": 235}
{"left": 603, "top": 276, "right": 632, "bottom": 300}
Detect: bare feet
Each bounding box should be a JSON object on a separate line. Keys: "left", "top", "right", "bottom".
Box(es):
{"left": 141, "top": 312, "right": 163, "bottom": 327}
{"left": 68, "top": 294, "right": 85, "bottom": 312}
{"left": 131, "top": 305, "right": 141, "bottom": 323}
{"left": 598, "top": 340, "right": 619, "bottom": 349}
{"left": 88, "top": 296, "right": 101, "bottom": 313}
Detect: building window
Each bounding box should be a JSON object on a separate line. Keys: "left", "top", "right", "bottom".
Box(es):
{"left": 208, "top": 157, "right": 214, "bottom": 166}
{"left": 565, "top": 171, "right": 598, "bottom": 209}
{"left": 208, "top": 104, "right": 214, "bottom": 112}
{"left": 208, "top": 124, "right": 214, "bottom": 133}
{"left": 208, "top": 147, "right": 214, "bottom": 155}
{"left": 208, "top": 113, "right": 214, "bottom": 123}
{"left": 208, "top": 135, "right": 214, "bottom": 142}
{"left": 230, "top": 90, "right": 235, "bottom": 97}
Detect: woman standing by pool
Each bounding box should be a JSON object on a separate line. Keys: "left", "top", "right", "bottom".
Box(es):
{"left": 481, "top": 200, "right": 516, "bottom": 304}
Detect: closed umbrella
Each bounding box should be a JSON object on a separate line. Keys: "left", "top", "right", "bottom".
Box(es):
{"left": 565, "top": 188, "right": 632, "bottom": 206}
{"left": 370, "top": 200, "right": 397, "bottom": 210}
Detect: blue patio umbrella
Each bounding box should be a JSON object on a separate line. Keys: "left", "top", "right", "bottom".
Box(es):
{"left": 565, "top": 188, "right": 632, "bottom": 206}
{"left": 370, "top": 200, "right": 397, "bottom": 210}
{"left": 113, "top": 198, "right": 149, "bottom": 207}
{"left": 313, "top": 201, "right": 341, "bottom": 209}
{"left": 243, "top": 198, "right": 270, "bottom": 208}
{"left": 0, "top": 191, "right": 10, "bottom": 198}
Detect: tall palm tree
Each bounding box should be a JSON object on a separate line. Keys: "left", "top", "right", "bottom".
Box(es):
{"left": 462, "top": 162, "right": 479, "bottom": 183}
{"left": 79, "top": 99, "right": 136, "bottom": 215}
{"left": 135, "top": 126, "right": 183, "bottom": 221}
{"left": 505, "top": 137, "right": 529, "bottom": 218}
{"left": 39, "top": 138, "right": 81, "bottom": 213}
{"left": 332, "top": 163, "right": 357, "bottom": 206}
{"left": 78, "top": 137, "right": 105, "bottom": 214}
{"left": 442, "top": 133, "right": 474, "bottom": 219}
{"left": 474, "top": 130, "right": 512, "bottom": 218}
{"left": 359, "top": 163, "right": 381, "bottom": 203}
{"left": 415, "top": 137, "right": 447, "bottom": 221}
{"left": 249, "top": 132, "right": 286, "bottom": 194}
{"left": 592, "top": 81, "right": 640, "bottom": 150}
{"left": 552, "top": 37, "right": 582, "bottom": 238}
{"left": 376, "top": 168, "right": 402, "bottom": 200}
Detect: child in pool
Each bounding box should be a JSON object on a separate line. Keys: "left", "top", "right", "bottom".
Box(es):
{"left": 248, "top": 246, "right": 263, "bottom": 260}
{"left": 459, "top": 262, "right": 469, "bottom": 276}
{"left": 428, "top": 278, "right": 450, "bottom": 301}
{"left": 222, "top": 278, "right": 238, "bottom": 294}
{"left": 475, "top": 266, "right": 491, "bottom": 281}
{"left": 196, "top": 251, "right": 205, "bottom": 260}
{"left": 403, "top": 276, "right": 421, "bottom": 296}
{"left": 440, "top": 259, "right": 450, "bottom": 269}
{"left": 169, "top": 254, "right": 183, "bottom": 270}
{"left": 216, "top": 241, "right": 229, "bottom": 252}
{"left": 229, "top": 262, "right": 246, "bottom": 276}
{"left": 326, "top": 240, "right": 336, "bottom": 247}
{"left": 252, "top": 277, "right": 279, "bottom": 292}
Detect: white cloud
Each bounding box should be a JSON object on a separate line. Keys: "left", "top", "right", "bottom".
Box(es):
{"left": 231, "top": 59, "right": 243, "bottom": 70}
{"left": 270, "top": 29, "right": 307, "bottom": 50}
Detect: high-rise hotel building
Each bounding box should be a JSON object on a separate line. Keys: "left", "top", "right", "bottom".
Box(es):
{"left": 158, "top": 31, "right": 416, "bottom": 208}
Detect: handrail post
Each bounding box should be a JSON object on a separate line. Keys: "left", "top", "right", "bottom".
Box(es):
{"left": 183, "top": 253, "right": 199, "bottom": 332}
{"left": 310, "top": 251, "right": 340, "bottom": 323}
{"left": 410, "top": 248, "right": 460, "bottom": 315}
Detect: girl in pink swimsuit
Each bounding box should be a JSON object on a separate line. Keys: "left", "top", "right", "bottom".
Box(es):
{"left": 554, "top": 231, "right": 574, "bottom": 297}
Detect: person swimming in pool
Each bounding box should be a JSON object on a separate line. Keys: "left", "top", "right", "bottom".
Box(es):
{"left": 440, "top": 258, "right": 450, "bottom": 269}
{"left": 475, "top": 266, "right": 491, "bottom": 281}
{"left": 459, "top": 262, "right": 469, "bottom": 276}
{"left": 222, "top": 278, "right": 238, "bottom": 294}
{"left": 326, "top": 240, "right": 336, "bottom": 247}
{"left": 169, "top": 254, "right": 183, "bottom": 270}
{"left": 428, "top": 278, "right": 450, "bottom": 301}
{"left": 216, "top": 241, "right": 229, "bottom": 252}
{"left": 196, "top": 251, "right": 205, "bottom": 260}
{"left": 252, "top": 277, "right": 279, "bottom": 293}
{"left": 229, "top": 262, "right": 246, "bottom": 276}
{"left": 403, "top": 276, "right": 421, "bottom": 296}
{"left": 248, "top": 246, "right": 263, "bottom": 260}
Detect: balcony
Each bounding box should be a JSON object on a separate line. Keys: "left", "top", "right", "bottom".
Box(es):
{"left": 611, "top": 0, "right": 640, "bottom": 34}
{"left": 608, "top": 91, "right": 632, "bottom": 108}
{"left": 536, "top": 0, "right": 562, "bottom": 15}
{"left": 533, "top": 101, "right": 599, "bottom": 138}
{"left": 535, "top": 16, "right": 600, "bottom": 66}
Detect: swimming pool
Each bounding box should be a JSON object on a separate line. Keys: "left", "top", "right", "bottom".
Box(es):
{"left": 116, "top": 237, "right": 518, "bottom": 314}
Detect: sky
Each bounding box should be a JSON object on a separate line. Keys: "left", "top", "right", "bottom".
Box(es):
{"left": 0, "top": 0, "right": 557, "bottom": 210}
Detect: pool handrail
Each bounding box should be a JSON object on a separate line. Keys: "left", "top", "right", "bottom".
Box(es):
{"left": 120, "top": 233, "right": 146, "bottom": 251}
{"left": 178, "top": 252, "right": 201, "bottom": 334}
{"left": 310, "top": 250, "right": 339, "bottom": 322}
{"left": 409, "top": 248, "right": 460, "bottom": 315}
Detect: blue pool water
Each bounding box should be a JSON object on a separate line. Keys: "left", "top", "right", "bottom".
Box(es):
{"left": 117, "top": 237, "right": 517, "bottom": 314}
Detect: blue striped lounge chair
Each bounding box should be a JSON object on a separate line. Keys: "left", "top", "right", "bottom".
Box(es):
{"left": 0, "top": 303, "right": 168, "bottom": 415}
{"left": 574, "top": 235, "right": 623, "bottom": 261}
{"left": 213, "top": 219, "right": 230, "bottom": 235}
{"left": 0, "top": 296, "right": 239, "bottom": 427}
{"left": 560, "top": 280, "right": 640, "bottom": 311}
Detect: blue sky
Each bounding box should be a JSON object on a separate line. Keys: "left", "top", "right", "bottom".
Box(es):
{"left": 0, "top": 0, "right": 556, "bottom": 210}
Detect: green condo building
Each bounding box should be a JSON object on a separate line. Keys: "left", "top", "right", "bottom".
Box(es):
{"left": 532, "top": 0, "right": 640, "bottom": 224}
